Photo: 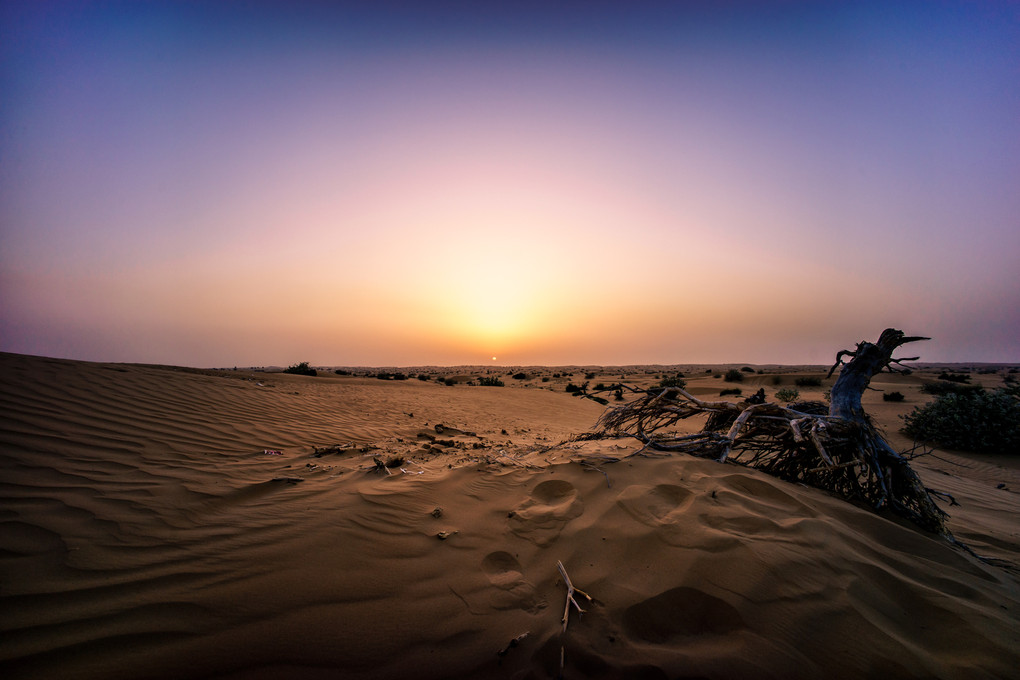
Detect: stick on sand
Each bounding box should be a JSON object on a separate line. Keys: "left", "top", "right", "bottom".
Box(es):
{"left": 557, "top": 560, "right": 592, "bottom": 633}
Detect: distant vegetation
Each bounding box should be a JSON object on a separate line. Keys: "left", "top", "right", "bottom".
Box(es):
{"left": 376, "top": 372, "right": 408, "bottom": 380}
{"left": 656, "top": 374, "right": 687, "bottom": 390}
{"left": 882, "top": 391, "right": 906, "bottom": 402}
{"left": 938, "top": 372, "right": 971, "bottom": 384}
{"left": 795, "top": 376, "right": 822, "bottom": 387}
{"left": 902, "top": 388, "right": 1020, "bottom": 454}
{"left": 283, "top": 362, "right": 316, "bottom": 376}
{"left": 478, "top": 376, "right": 504, "bottom": 387}
{"left": 921, "top": 381, "right": 984, "bottom": 397}
{"left": 512, "top": 372, "right": 528, "bottom": 380}
{"left": 719, "top": 388, "right": 742, "bottom": 396}
{"left": 723, "top": 369, "right": 743, "bottom": 383}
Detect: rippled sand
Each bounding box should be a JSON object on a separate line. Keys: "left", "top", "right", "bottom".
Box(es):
{"left": 1, "top": 354, "right": 1017, "bottom": 679}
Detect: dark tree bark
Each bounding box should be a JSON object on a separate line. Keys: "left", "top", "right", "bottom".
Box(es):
{"left": 827, "top": 328, "right": 928, "bottom": 421}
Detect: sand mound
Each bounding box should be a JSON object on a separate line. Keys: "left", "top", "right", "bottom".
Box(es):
{"left": 1, "top": 354, "right": 1018, "bottom": 679}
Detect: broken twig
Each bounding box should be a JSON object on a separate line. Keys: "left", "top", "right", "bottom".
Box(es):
{"left": 557, "top": 560, "right": 592, "bottom": 633}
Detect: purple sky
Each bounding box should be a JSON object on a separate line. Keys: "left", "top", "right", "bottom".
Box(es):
{"left": 2, "top": 1, "right": 1018, "bottom": 367}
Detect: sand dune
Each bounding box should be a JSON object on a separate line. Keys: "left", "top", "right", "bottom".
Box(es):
{"left": 1, "top": 353, "right": 1018, "bottom": 679}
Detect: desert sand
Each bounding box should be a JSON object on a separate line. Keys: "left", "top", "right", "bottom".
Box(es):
{"left": 1, "top": 352, "right": 1018, "bottom": 679}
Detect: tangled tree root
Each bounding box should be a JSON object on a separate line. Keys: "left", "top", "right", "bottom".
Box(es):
{"left": 589, "top": 329, "right": 953, "bottom": 537}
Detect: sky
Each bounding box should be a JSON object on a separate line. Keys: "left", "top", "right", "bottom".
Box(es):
{"left": 1, "top": 1, "right": 1018, "bottom": 367}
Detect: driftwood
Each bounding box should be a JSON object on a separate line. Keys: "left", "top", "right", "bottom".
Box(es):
{"left": 592, "top": 329, "right": 952, "bottom": 536}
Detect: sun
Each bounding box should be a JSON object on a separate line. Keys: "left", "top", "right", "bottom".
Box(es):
{"left": 492, "top": 356, "right": 497, "bottom": 361}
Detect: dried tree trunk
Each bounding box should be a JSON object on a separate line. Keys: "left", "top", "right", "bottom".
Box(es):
{"left": 827, "top": 328, "right": 928, "bottom": 421}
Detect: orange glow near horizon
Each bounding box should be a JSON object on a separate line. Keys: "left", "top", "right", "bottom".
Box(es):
{"left": 1, "top": 3, "right": 1017, "bottom": 366}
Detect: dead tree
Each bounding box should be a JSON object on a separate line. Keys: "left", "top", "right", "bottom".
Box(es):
{"left": 591, "top": 330, "right": 952, "bottom": 536}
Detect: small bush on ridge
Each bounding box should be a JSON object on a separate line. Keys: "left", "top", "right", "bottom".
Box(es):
{"left": 284, "top": 362, "right": 317, "bottom": 376}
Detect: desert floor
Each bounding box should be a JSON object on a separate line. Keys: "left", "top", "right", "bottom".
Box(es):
{"left": 1, "top": 353, "right": 1018, "bottom": 679}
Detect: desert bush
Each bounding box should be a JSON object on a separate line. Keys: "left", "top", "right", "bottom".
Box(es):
{"left": 719, "top": 388, "right": 742, "bottom": 396}
{"left": 921, "top": 381, "right": 984, "bottom": 396}
{"left": 657, "top": 374, "right": 687, "bottom": 389}
{"left": 512, "top": 372, "right": 528, "bottom": 380}
{"left": 417, "top": 374, "right": 430, "bottom": 381}
{"left": 284, "top": 362, "right": 317, "bottom": 376}
{"left": 723, "top": 369, "right": 743, "bottom": 383}
{"left": 541, "top": 376, "right": 550, "bottom": 382}
{"left": 585, "top": 372, "right": 596, "bottom": 380}
{"left": 442, "top": 377, "right": 456, "bottom": 386}
{"left": 614, "top": 388, "right": 624, "bottom": 401}
{"left": 883, "top": 391, "right": 905, "bottom": 402}
{"left": 565, "top": 382, "right": 584, "bottom": 394}
{"left": 334, "top": 369, "right": 351, "bottom": 375}
{"left": 376, "top": 372, "right": 407, "bottom": 381}
{"left": 902, "top": 389, "right": 1020, "bottom": 453}
{"left": 771, "top": 375, "right": 782, "bottom": 385}
{"left": 775, "top": 387, "right": 800, "bottom": 402}
{"left": 795, "top": 376, "right": 822, "bottom": 387}
{"left": 938, "top": 372, "right": 971, "bottom": 383}
{"left": 741, "top": 366, "right": 755, "bottom": 373}
{"left": 478, "top": 376, "right": 504, "bottom": 387}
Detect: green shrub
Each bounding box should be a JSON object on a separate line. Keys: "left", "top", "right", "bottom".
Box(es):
{"left": 795, "top": 376, "right": 822, "bottom": 387}
{"left": 724, "top": 369, "right": 743, "bottom": 383}
{"left": 283, "top": 362, "right": 316, "bottom": 376}
{"left": 883, "top": 391, "right": 905, "bottom": 402}
{"left": 902, "top": 389, "right": 1020, "bottom": 453}
{"left": 775, "top": 387, "right": 800, "bottom": 402}
{"left": 720, "top": 388, "right": 742, "bottom": 396}
{"left": 478, "top": 376, "right": 504, "bottom": 387}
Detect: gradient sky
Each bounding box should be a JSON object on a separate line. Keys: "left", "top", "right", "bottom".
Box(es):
{"left": 2, "top": 1, "right": 1018, "bottom": 367}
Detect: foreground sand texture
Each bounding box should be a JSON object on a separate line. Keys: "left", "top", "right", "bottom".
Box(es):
{"left": 1, "top": 354, "right": 1018, "bottom": 679}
